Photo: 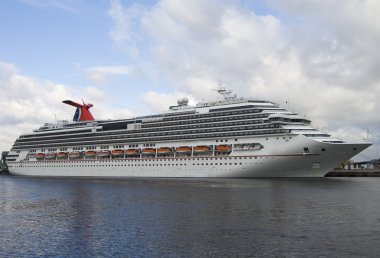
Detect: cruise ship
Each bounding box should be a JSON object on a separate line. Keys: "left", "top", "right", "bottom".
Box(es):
{"left": 6, "top": 87, "right": 371, "bottom": 177}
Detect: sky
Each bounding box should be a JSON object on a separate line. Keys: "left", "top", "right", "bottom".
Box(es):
{"left": 0, "top": 0, "right": 379, "bottom": 161}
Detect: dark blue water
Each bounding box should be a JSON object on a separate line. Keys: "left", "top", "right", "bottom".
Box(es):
{"left": 1, "top": 176, "right": 380, "bottom": 257}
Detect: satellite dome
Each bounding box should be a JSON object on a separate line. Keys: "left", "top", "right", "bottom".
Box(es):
{"left": 177, "top": 97, "right": 189, "bottom": 106}
{"left": 182, "top": 97, "right": 189, "bottom": 105}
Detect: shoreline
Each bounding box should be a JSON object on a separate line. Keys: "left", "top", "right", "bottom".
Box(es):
{"left": 325, "top": 169, "right": 380, "bottom": 177}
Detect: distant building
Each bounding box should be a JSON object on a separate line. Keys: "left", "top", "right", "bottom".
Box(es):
{"left": 1, "top": 151, "right": 9, "bottom": 172}
{"left": 344, "top": 159, "right": 380, "bottom": 170}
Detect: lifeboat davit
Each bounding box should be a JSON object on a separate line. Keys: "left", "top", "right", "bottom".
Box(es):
{"left": 215, "top": 145, "right": 232, "bottom": 152}
{"left": 85, "top": 151, "right": 97, "bottom": 158}
{"left": 112, "top": 149, "right": 124, "bottom": 157}
{"left": 141, "top": 148, "right": 156, "bottom": 155}
{"left": 57, "top": 152, "right": 68, "bottom": 159}
{"left": 97, "top": 150, "right": 110, "bottom": 158}
{"left": 193, "top": 146, "right": 210, "bottom": 153}
{"left": 175, "top": 146, "right": 191, "bottom": 153}
{"left": 35, "top": 153, "right": 45, "bottom": 160}
{"left": 69, "top": 151, "right": 82, "bottom": 159}
{"left": 45, "top": 152, "right": 56, "bottom": 159}
{"left": 157, "top": 147, "right": 172, "bottom": 154}
{"left": 125, "top": 149, "right": 138, "bottom": 156}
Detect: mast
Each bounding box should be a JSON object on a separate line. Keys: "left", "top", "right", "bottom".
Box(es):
{"left": 215, "top": 79, "right": 236, "bottom": 100}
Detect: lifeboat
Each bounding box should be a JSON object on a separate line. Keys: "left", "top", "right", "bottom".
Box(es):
{"left": 157, "top": 147, "right": 172, "bottom": 154}
{"left": 97, "top": 150, "right": 110, "bottom": 158}
{"left": 85, "top": 151, "right": 97, "bottom": 158}
{"left": 215, "top": 145, "right": 232, "bottom": 152}
{"left": 112, "top": 149, "right": 124, "bottom": 157}
{"left": 141, "top": 148, "right": 156, "bottom": 156}
{"left": 125, "top": 149, "right": 138, "bottom": 156}
{"left": 35, "top": 153, "right": 45, "bottom": 160}
{"left": 45, "top": 152, "right": 56, "bottom": 159}
{"left": 69, "top": 151, "right": 82, "bottom": 159}
{"left": 193, "top": 146, "right": 210, "bottom": 153}
{"left": 175, "top": 146, "right": 191, "bottom": 153}
{"left": 57, "top": 152, "right": 68, "bottom": 159}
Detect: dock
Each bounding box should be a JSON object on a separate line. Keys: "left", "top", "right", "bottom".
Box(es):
{"left": 325, "top": 169, "right": 380, "bottom": 177}
{"left": 0, "top": 167, "right": 9, "bottom": 175}
{"left": 0, "top": 151, "right": 9, "bottom": 175}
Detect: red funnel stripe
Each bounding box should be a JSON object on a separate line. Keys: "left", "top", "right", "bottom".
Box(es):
{"left": 63, "top": 100, "right": 95, "bottom": 121}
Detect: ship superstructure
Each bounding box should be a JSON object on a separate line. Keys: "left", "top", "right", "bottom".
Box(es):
{"left": 6, "top": 89, "right": 371, "bottom": 177}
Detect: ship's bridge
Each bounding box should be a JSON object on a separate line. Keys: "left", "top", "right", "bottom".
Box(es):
{"left": 267, "top": 113, "right": 311, "bottom": 125}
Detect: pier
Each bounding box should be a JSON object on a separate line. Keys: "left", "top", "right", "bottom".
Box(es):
{"left": 325, "top": 169, "right": 380, "bottom": 177}
{"left": 0, "top": 151, "right": 9, "bottom": 175}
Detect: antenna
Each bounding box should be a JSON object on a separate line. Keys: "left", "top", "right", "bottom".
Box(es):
{"left": 214, "top": 78, "right": 235, "bottom": 100}
{"left": 366, "top": 128, "right": 370, "bottom": 141}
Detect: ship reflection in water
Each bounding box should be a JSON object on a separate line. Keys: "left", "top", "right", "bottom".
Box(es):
{"left": 1, "top": 176, "right": 380, "bottom": 257}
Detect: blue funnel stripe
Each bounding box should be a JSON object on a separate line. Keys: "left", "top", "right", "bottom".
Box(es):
{"left": 73, "top": 107, "right": 80, "bottom": 122}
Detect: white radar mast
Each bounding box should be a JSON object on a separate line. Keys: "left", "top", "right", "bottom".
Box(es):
{"left": 215, "top": 78, "right": 236, "bottom": 100}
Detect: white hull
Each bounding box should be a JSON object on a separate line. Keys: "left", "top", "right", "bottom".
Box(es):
{"left": 8, "top": 136, "right": 370, "bottom": 178}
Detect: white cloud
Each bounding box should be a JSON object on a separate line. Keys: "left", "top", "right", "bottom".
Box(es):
{"left": 0, "top": 61, "right": 73, "bottom": 151}
{"left": 0, "top": 61, "right": 134, "bottom": 152}
{"left": 108, "top": 0, "right": 380, "bottom": 160}
{"left": 85, "top": 65, "right": 133, "bottom": 84}
{"left": 142, "top": 91, "right": 196, "bottom": 113}
{"left": 108, "top": 0, "right": 144, "bottom": 57}
{"left": 20, "top": 0, "right": 81, "bottom": 12}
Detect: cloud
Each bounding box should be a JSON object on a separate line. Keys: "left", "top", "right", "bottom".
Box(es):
{"left": 108, "top": 0, "right": 144, "bottom": 57}
{"left": 0, "top": 61, "right": 72, "bottom": 151}
{"left": 20, "top": 0, "right": 81, "bottom": 12}
{"left": 142, "top": 91, "right": 196, "bottom": 113}
{"left": 108, "top": 0, "right": 380, "bottom": 160}
{"left": 85, "top": 65, "right": 133, "bottom": 84}
{"left": 0, "top": 61, "right": 134, "bottom": 152}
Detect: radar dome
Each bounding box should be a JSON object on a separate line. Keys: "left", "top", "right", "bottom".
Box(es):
{"left": 182, "top": 97, "right": 189, "bottom": 105}
{"left": 177, "top": 97, "right": 189, "bottom": 106}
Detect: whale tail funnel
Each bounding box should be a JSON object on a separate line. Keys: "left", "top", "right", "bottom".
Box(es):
{"left": 63, "top": 100, "right": 95, "bottom": 122}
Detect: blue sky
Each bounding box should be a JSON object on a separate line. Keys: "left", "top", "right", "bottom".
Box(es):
{"left": 0, "top": 0, "right": 379, "bottom": 161}
{"left": 1, "top": 1, "right": 109, "bottom": 77}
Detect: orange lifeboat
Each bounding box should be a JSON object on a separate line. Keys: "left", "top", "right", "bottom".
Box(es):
{"left": 141, "top": 148, "right": 156, "bottom": 156}
{"left": 215, "top": 145, "right": 232, "bottom": 152}
{"left": 69, "top": 151, "right": 82, "bottom": 159}
{"left": 175, "top": 146, "right": 191, "bottom": 153}
{"left": 45, "top": 152, "right": 56, "bottom": 159}
{"left": 97, "top": 150, "right": 110, "bottom": 158}
{"left": 35, "top": 153, "right": 45, "bottom": 160}
{"left": 57, "top": 152, "right": 68, "bottom": 159}
{"left": 125, "top": 149, "right": 138, "bottom": 156}
{"left": 112, "top": 149, "right": 124, "bottom": 157}
{"left": 193, "top": 146, "right": 210, "bottom": 153}
{"left": 85, "top": 151, "right": 97, "bottom": 158}
{"left": 157, "top": 147, "right": 172, "bottom": 154}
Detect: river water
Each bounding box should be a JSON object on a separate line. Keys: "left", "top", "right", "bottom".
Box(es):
{"left": 1, "top": 175, "right": 380, "bottom": 257}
